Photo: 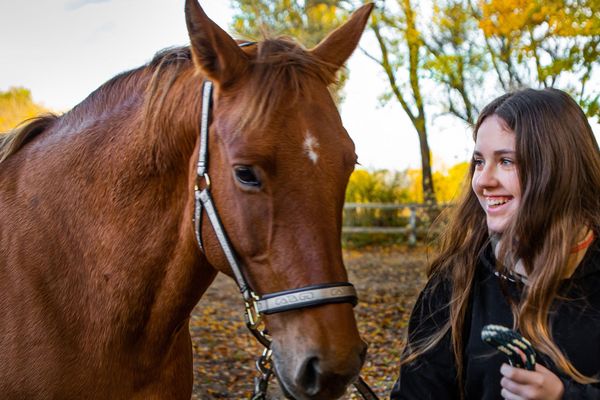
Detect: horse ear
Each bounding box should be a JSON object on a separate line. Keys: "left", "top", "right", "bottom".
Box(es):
{"left": 185, "top": 0, "right": 248, "bottom": 85}
{"left": 310, "top": 3, "right": 374, "bottom": 73}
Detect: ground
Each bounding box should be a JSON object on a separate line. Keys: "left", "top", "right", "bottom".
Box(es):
{"left": 190, "top": 245, "right": 430, "bottom": 399}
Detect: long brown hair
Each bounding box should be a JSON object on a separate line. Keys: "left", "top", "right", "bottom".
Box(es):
{"left": 403, "top": 88, "right": 600, "bottom": 387}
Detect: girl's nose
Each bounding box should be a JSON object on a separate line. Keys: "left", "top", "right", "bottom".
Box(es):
{"left": 475, "top": 165, "right": 498, "bottom": 189}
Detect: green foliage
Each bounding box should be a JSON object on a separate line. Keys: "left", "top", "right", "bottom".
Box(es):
{"left": 231, "top": 0, "right": 345, "bottom": 48}
{"left": 424, "top": 0, "right": 488, "bottom": 124}
{"left": 345, "top": 169, "right": 411, "bottom": 203}
{"left": 342, "top": 165, "right": 466, "bottom": 247}
{"left": 343, "top": 169, "right": 413, "bottom": 247}
{"left": 229, "top": 0, "right": 352, "bottom": 102}
{"left": 0, "top": 87, "right": 47, "bottom": 133}
{"left": 476, "top": 0, "right": 599, "bottom": 120}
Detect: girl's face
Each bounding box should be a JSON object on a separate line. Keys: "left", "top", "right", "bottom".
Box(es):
{"left": 472, "top": 115, "right": 521, "bottom": 234}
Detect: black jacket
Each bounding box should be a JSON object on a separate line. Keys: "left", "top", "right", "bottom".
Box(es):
{"left": 391, "top": 239, "right": 600, "bottom": 399}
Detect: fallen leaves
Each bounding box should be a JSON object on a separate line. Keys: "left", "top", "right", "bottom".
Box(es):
{"left": 191, "top": 245, "right": 429, "bottom": 399}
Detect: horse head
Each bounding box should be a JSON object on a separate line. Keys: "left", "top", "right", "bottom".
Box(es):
{"left": 185, "top": 1, "right": 373, "bottom": 398}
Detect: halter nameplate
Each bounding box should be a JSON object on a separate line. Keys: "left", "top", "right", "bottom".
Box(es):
{"left": 257, "top": 283, "right": 357, "bottom": 315}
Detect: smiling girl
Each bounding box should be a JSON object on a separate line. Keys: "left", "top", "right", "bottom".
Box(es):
{"left": 391, "top": 88, "right": 600, "bottom": 399}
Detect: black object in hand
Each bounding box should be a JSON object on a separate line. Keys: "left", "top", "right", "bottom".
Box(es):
{"left": 481, "top": 324, "right": 536, "bottom": 370}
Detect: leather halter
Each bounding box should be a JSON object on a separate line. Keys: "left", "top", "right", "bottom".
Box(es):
{"left": 192, "top": 79, "right": 358, "bottom": 345}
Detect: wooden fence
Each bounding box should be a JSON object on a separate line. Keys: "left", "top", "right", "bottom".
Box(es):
{"left": 342, "top": 202, "right": 452, "bottom": 245}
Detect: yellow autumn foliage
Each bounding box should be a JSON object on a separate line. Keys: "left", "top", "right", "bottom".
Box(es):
{"left": 403, "top": 161, "right": 470, "bottom": 203}
{"left": 346, "top": 162, "right": 470, "bottom": 205}
{"left": 479, "top": 0, "right": 600, "bottom": 38}
{"left": 0, "top": 87, "right": 48, "bottom": 133}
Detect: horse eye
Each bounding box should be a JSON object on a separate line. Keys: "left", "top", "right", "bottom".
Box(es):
{"left": 234, "top": 166, "right": 261, "bottom": 187}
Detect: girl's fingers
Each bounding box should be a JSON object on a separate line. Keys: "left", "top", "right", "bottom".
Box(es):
{"left": 500, "top": 363, "right": 541, "bottom": 385}
{"left": 501, "top": 388, "right": 525, "bottom": 400}
{"left": 499, "top": 363, "right": 564, "bottom": 400}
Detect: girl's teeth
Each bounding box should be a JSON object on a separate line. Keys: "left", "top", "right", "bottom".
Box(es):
{"left": 488, "top": 197, "right": 510, "bottom": 206}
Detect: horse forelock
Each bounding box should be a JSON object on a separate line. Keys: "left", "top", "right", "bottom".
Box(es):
{"left": 227, "top": 38, "right": 338, "bottom": 134}
{"left": 144, "top": 39, "right": 338, "bottom": 135}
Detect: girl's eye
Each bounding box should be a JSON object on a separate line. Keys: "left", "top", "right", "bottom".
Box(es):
{"left": 500, "top": 158, "right": 514, "bottom": 166}
{"left": 234, "top": 166, "right": 261, "bottom": 187}
{"left": 473, "top": 158, "right": 484, "bottom": 167}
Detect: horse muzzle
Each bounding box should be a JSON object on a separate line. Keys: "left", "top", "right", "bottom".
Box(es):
{"left": 269, "top": 311, "right": 368, "bottom": 400}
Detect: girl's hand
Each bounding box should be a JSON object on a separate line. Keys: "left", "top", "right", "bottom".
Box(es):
{"left": 500, "top": 363, "right": 564, "bottom": 400}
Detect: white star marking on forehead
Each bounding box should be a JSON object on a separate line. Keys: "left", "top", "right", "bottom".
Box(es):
{"left": 303, "top": 132, "right": 320, "bottom": 164}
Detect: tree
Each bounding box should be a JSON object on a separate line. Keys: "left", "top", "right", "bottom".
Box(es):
{"left": 400, "top": 0, "right": 600, "bottom": 127}
{"left": 232, "top": 0, "right": 344, "bottom": 47}
{"left": 424, "top": 0, "right": 488, "bottom": 124}
{"left": 476, "top": 0, "right": 600, "bottom": 121}
{"left": 230, "top": 0, "right": 599, "bottom": 208}
{"left": 426, "top": 0, "right": 599, "bottom": 124}
{"left": 230, "top": 0, "right": 352, "bottom": 101}
{"left": 364, "top": 0, "right": 438, "bottom": 206}
{"left": 0, "top": 87, "right": 48, "bottom": 133}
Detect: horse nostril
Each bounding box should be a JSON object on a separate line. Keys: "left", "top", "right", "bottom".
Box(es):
{"left": 298, "top": 356, "right": 321, "bottom": 396}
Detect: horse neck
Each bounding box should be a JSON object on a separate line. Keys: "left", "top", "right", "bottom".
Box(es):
{"left": 101, "top": 67, "right": 216, "bottom": 346}
{"left": 48, "top": 65, "right": 213, "bottom": 351}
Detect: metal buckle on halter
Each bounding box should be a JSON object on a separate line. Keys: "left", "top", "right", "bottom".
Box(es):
{"left": 244, "top": 291, "right": 262, "bottom": 329}
{"left": 195, "top": 172, "right": 211, "bottom": 192}
{"left": 244, "top": 292, "right": 272, "bottom": 348}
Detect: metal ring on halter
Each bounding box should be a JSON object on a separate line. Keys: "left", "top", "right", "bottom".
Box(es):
{"left": 200, "top": 173, "right": 210, "bottom": 189}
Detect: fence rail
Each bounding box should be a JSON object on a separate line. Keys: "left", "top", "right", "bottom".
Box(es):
{"left": 342, "top": 202, "right": 451, "bottom": 245}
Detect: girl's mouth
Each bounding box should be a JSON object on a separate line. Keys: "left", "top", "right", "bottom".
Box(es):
{"left": 486, "top": 196, "right": 513, "bottom": 208}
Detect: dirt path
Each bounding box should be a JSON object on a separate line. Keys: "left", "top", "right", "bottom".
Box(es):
{"left": 190, "top": 246, "right": 430, "bottom": 399}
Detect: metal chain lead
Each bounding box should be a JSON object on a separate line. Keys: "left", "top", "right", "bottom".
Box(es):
{"left": 250, "top": 348, "right": 273, "bottom": 400}
{"left": 354, "top": 376, "right": 380, "bottom": 400}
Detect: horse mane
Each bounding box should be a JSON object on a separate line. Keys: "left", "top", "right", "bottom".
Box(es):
{"left": 0, "top": 39, "right": 335, "bottom": 164}
{"left": 144, "top": 39, "right": 338, "bottom": 133}
{"left": 0, "top": 47, "right": 192, "bottom": 166}
{"left": 0, "top": 115, "right": 58, "bottom": 163}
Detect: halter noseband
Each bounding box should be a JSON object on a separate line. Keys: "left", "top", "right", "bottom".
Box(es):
{"left": 192, "top": 80, "right": 358, "bottom": 346}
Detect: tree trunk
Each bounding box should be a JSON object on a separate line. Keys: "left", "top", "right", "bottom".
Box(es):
{"left": 417, "top": 122, "right": 436, "bottom": 206}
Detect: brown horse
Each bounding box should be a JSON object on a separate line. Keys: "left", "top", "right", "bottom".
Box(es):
{"left": 0, "top": 1, "right": 373, "bottom": 399}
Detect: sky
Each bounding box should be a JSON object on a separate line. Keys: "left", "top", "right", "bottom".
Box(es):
{"left": 0, "top": 1, "right": 596, "bottom": 171}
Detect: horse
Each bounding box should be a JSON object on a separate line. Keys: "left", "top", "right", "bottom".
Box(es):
{"left": 0, "top": 1, "right": 373, "bottom": 399}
